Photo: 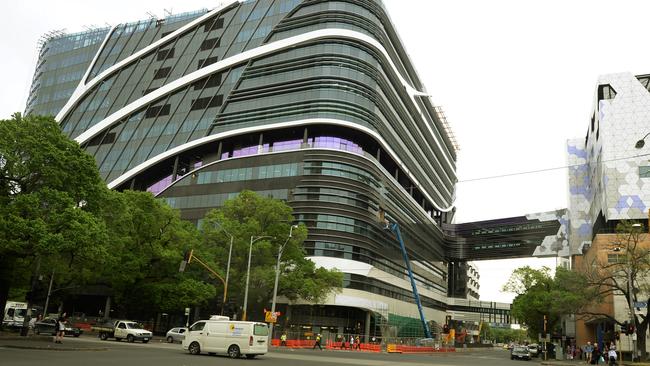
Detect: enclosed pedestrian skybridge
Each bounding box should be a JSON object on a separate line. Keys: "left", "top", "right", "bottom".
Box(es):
{"left": 443, "top": 209, "right": 568, "bottom": 261}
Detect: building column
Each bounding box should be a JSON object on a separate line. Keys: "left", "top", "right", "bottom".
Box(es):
{"left": 365, "top": 311, "right": 371, "bottom": 343}
{"left": 171, "top": 156, "right": 179, "bottom": 181}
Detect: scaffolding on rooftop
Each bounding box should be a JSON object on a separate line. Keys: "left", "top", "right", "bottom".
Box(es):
{"left": 434, "top": 105, "right": 460, "bottom": 154}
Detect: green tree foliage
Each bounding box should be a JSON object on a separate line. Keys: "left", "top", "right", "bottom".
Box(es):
{"left": 502, "top": 266, "right": 591, "bottom": 338}
{"left": 198, "top": 190, "right": 343, "bottom": 320}
{"left": 0, "top": 114, "right": 109, "bottom": 323}
{"left": 489, "top": 327, "right": 528, "bottom": 344}
{"left": 99, "top": 190, "right": 215, "bottom": 317}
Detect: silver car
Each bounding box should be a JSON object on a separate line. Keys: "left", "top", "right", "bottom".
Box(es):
{"left": 166, "top": 327, "right": 188, "bottom": 343}
{"left": 511, "top": 345, "right": 531, "bottom": 360}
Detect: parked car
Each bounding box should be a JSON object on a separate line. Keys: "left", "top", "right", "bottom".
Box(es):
{"left": 511, "top": 345, "right": 531, "bottom": 360}
{"left": 92, "top": 320, "right": 152, "bottom": 343}
{"left": 527, "top": 343, "right": 540, "bottom": 357}
{"left": 166, "top": 327, "right": 188, "bottom": 343}
{"left": 34, "top": 318, "right": 82, "bottom": 337}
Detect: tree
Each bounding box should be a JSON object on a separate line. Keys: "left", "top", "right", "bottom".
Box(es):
{"left": 576, "top": 221, "right": 650, "bottom": 360}
{"left": 0, "top": 114, "right": 109, "bottom": 328}
{"left": 97, "top": 190, "right": 216, "bottom": 318}
{"left": 199, "top": 190, "right": 343, "bottom": 321}
{"left": 502, "top": 266, "right": 591, "bottom": 339}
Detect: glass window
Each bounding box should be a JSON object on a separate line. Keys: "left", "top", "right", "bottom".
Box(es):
{"left": 254, "top": 324, "right": 269, "bottom": 336}
{"left": 190, "top": 322, "right": 205, "bottom": 331}
{"left": 640, "top": 166, "right": 650, "bottom": 178}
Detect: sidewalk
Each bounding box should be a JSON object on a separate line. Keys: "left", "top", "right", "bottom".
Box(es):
{"left": 540, "top": 359, "right": 650, "bottom": 366}
{"left": 0, "top": 332, "right": 107, "bottom": 351}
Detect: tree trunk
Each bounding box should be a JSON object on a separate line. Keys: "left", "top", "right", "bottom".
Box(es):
{"left": 0, "top": 278, "right": 9, "bottom": 327}
{"left": 0, "top": 258, "right": 14, "bottom": 327}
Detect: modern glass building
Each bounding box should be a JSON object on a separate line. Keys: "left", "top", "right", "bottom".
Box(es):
{"left": 27, "top": 0, "right": 548, "bottom": 340}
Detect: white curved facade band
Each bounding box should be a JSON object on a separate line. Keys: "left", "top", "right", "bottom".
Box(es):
{"left": 55, "top": 0, "right": 239, "bottom": 123}
{"left": 308, "top": 256, "right": 448, "bottom": 304}
{"left": 82, "top": 25, "right": 117, "bottom": 86}
{"left": 107, "top": 117, "right": 456, "bottom": 213}
{"left": 55, "top": 25, "right": 117, "bottom": 125}
{"left": 72, "top": 28, "right": 456, "bottom": 181}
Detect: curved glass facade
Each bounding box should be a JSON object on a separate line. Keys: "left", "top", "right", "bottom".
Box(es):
{"left": 27, "top": 0, "right": 465, "bottom": 338}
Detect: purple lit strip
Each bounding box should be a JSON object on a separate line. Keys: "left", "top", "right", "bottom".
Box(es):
{"left": 313, "top": 136, "right": 363, "bottom": 154}
{"left": 272, "top": 139, "right": 302, "bottom": 152}
{"left": 147, "top": 174, "right": 173, "bottom": 195}
{"left": 219, "top": 136, "right": 362, "bottom": 161}
{"left": 232, "top": 145, "right": 258, "bottom": 157}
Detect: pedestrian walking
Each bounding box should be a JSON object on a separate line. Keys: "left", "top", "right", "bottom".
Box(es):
{"left": 354, "top": 335, "right": 361, "bottom": 350}
{"left": 312, "top": 333, "right": 322, "bottom": 350}
{"left": 28, "top": 314, "right": 38, "bottom": 336}
{"left": 280, "top": 333, "right": 287, "bottom": 347}
{"left": 349, "top": 334, "right": 355, "bottom": 350}
{"left": 339, "top": 335, "right": 347, "bottom": 349}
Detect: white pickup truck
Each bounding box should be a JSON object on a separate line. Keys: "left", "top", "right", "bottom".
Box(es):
{"left": 93, "top": 320, "right": 153, "bottom": 343}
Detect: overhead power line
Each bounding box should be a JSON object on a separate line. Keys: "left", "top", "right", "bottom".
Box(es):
{"left": 458, "top": 152, "right": 650, "bottom": 183}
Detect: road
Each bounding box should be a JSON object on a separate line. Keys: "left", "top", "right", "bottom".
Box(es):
{"left": 0, "top": 336, "right": 541, "bottom": 366}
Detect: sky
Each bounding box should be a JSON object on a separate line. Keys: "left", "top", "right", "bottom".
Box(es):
{"left": 2, "top": 0, "right": 649, "bottom": 303}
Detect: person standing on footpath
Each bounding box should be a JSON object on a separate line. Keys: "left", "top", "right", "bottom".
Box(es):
{"left": 585, "top": 342, "right": 593, "bottom": 364}
{"left": 280, "top": 333, "right": 287, "bottom": 347}
{"left": 355, "top": 335, "right": 361, "bottom": 350}
{"left": 54, "top": 313, "right": 66, "bottom": 344}
{"left": 591, "top": 343, "right": 601, "bottom": 365}
{"left": 607, "top": 344, "right": 617, "bottom": 366}
{"left": 349, "top": 334, "right": 355, "bottom": 350}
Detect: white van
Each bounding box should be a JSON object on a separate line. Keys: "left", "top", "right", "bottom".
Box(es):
{"left": 3, "top": 301, "right": 28, "bottom": 328}
{"left": 182, "top": 315, "right": 268, "bottom": 359}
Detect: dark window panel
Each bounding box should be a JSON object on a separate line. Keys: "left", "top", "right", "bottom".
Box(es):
{"left": 143, "top": 87, "right": 158, "bottom": 95}
{"left": 161, "top": 30, "right": 176, "bottom": 38}
{"left": 192, "top": 74, "right": 222, "bottom": 90}
{"left": 197, "top": 56, "right": 219, "bottom": 69}
{"left": 87, "top": 132, "right": 116, "bottom": 147}
{"left": 157, "top": 48, "right": 175, "bottom": 61}
{"left": 190, "top": 95, "right": 223, "bottom": 110}
{"left": 203, "top": 17, "right": 224, "bottom": 32}
{"left": 200, "top": 37, "right": 220, "bottom": 51}
{"left": 153, "top": 67, "right": 171, "bottom": 79}
{"left": 145, "top": 104, "right": 171, "bottom": 118}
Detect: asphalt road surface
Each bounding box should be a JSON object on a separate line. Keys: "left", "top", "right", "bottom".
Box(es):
{"left": 0, "top": 336, "right": 541, "bottom": 366}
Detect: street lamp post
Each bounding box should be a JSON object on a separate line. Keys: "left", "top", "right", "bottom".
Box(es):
{"left": 269, "top": 225, "right": 299, "bottom": 341}
{"left": 242, "top": 235, "right": 274, "bottom": 321}
{"left": 211, "top": 221, "right": 234, "bottom": 316}
{"left": 634, "top": 132, "right": 650, "bottom": 149}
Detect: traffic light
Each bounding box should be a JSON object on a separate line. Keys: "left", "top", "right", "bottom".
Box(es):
{"left": 621, "top": 321, "right": 629, "bottom": 335}
{"left": 179, "top": 249, "right": 194, "bottom": 272}
{"left": 627, "top": 322, "right": 635, "bottom": 335}
{"left": 442, "top": 324, "right": 449, "bottom": 334}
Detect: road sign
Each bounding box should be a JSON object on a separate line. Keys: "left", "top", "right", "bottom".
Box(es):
{"left": 264, "top": 310, "right": 280, "bottom": 323}
{"left": 184, "top": 307, "right": 190, "bottom": 316}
